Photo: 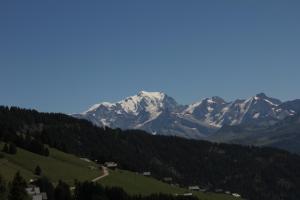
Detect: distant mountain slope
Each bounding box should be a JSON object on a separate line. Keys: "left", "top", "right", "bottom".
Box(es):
{"left": 279, "top": 99, "right": 300, "bottom": 113}
{"left": 74, "top": 91, "right": 296, "bottom": 138}
{"left": 210, "top": 114, "right": 300, "bottom": 154}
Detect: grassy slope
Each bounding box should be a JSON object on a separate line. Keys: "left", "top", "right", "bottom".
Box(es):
{"left": 0, "top": 143, "right": 239, "bottom": 199}
{"left": 0, "top": 143, "right": 101, "bottom": 185}
{"left": 100, "top": 169, "right": 237, "bottom": 200}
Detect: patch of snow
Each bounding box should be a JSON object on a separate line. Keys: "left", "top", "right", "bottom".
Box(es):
{"left": 253, "top": 113, "right": 260, "bottom": 119}
{"left": 231, "top": 119, "right": 239, "bottom": 125}
{"left": 222, "top": 107, "right": 229, "bottom": 112}
{"left": 84, "top": 103, "right": 101, "bottom": 113}
{"left": 207, "top": 99, "right": 215, "bottom": 104}
{"left": 100, "top": 119, "right": 110, "bottom": 126}
{"left": 83, "top": 102, "right": 115, "bottom": 114}
{"left": 118, "top": 91, "right": 165, "bottom": 116}
{"left": 135, "top": 111, "right": 163, "bottom": 128}
{"left": 207, "top": 106, "right": 214, "bottom": 112}
{"left": 263, "top": 99, "right": 279, "bottom": 106}
{"left": 184, "top": 101, "right": 202, "bottom": 114}
{"left": 138, "top": 91, "right": 165, "bottom": 99}
{"left": 116, "top": 110, "right": 122, "bottom": 114}
{"left": 238, "top": 97, "right": 254, "bottom": 123}
{"left": 102, "top": 102, "right": 114, "bottom": 107}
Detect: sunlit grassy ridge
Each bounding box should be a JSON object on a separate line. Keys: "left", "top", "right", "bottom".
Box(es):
{"left": 0, "top": 143, "right": 239, "bottom": 199}
{"left": 0, "top": 143, "right": 101, "bottom": 185}
{"left": 100, "top": 169, "right": 238, "bottom": 200}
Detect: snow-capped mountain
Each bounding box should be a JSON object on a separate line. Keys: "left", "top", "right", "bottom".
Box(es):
{"left": 183, "top": 93, "right": 292, "bottom": 128}
{"left": 73, "top": 91, "right": 184, "bottom": 133}
{"left": 73, "top": 91, "right": 296, "bottom": 139}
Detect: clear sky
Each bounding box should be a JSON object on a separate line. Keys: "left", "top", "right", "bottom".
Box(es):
{"left": 0, "top": 0, "right": 299, "bottom": 113}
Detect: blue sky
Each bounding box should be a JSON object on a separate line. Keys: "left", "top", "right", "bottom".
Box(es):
{"left": 0, "top": 1, "right": 299, "bottom": 113}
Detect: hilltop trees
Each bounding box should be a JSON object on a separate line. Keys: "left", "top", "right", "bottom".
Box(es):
{"left": 2, "top": 143, "right": 17, "bottom": 154}
{"left": 74, "top": 181, "right": 198, "bottom": 200}
{"left": 8, "top": 172, "right": 28, "bottom": 200}
{"left": 0, "top": 175, "right": 6, "bottom": 200}
{"left": 8, "top": 143, "right": 17, "bottom": 154}
{"left": 34, "top": 177, "right": 55, "bottom": 200}
{"left": 34, "top": 165, "right": 42, "bottom": 176}
{"left": 0, "top": 174, "right": 203, "bottom": 200}
{"left": 54, "top": 180, "right": 72, "bottom": 200}
{"left": 2, "top": 143, "right": 8, "bottom": 153}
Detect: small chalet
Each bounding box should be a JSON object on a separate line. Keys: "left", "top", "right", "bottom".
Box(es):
{"left": 104, "top": 162, "right": 118, "bottom": 169}
{"left": 26, "top": 185, "right": 47, "bottom": 200}
{"left": 215, "top": 189, "right": 223, "bottom": 193}
{"left": 163, "top": 177, "right": 173, "bottom": 182}
{"left": 199, "top": 187, "right": 208, "bottom": 192}
{"left": 188, "top": 186, "right": 200, "bottom": 191}
{"left": 232, "top": 193, "right": 241, "bottom": 198}
{"left": 142, "top": 171, "right": 151, "bottom": 176}
{"left": 175, "top": 193, "right": 193, "bottom": 197}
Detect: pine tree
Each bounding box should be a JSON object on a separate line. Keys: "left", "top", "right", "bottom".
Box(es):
{"left": 2, "top": 143, "right": 9, "bottom": 153}
{"left": 8, "top": 143, "right": 17, "bottom": 154}
{"left": 0, "top": 175, "right": 7, "bottom": 200}
{"left": 34, "top": 177, "right": 55, "bottom": 200}
{"left": 44, "top": 147, "right": 50, "bottom": 157}
{"left": 8, "top": 172, "right": 28, "bottom": 200}
{"left": 54, "top": 180, "right": 71, "bottom": 200}
{"left": 34, "top": 165, "right": 42, "bottom": 176}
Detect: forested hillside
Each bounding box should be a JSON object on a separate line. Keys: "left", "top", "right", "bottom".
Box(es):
{"left": 1, "top": 106, "right": 300, "bottom": 200}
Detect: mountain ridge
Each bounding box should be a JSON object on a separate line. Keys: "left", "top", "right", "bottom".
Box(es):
{"left": 74, "top": 91, "right": 298, "bottom": 139}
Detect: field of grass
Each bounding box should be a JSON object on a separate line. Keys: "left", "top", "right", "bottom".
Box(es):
{"left": 100, "top": 169, "right": 239, "bottom": 200}
{"left": 0, "top": 143, "right": 240, "bottom": 199}
{"left": 0, "top": 142, "right": 101, "bottom": 185}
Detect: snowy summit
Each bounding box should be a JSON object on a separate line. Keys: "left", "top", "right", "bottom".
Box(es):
{"left": 73, "top": 92, "right": 296, "bottom": 139}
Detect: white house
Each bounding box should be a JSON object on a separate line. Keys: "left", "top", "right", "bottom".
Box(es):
{"left": 188, "top": 186, "right": 200, "bottom": 191}
{"left": 232, "top": 193, "right": 241, "bottom": 198}
{"left": 142, "top": 171, "right": 151, "bottom": 176}
{"left": 26, "top": 186, "right": 40, "bottom": 195}
{"left": 175, "top": 193, "right": 193, "bottom": 197}
{"left": 26, "top": 185, "right": 47, "bottom": 200}
{"left": 104, "top": 162, "right": 118, "bottom": 169}
{"left": 163, "top": 177, "right": 173, "bottom": 182}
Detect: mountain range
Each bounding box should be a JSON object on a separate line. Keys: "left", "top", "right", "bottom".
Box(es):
{"left": 73, "top": 91, "right": 299, "bottom": 139}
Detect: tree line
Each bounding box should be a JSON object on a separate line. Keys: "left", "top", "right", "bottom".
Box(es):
{"left": 0, "top": 172, "right": 197, "bottom": 200}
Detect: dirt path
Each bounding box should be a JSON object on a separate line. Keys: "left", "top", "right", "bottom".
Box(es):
{"left": 92, "top": 166, "right": 109, "bottom": 182}
{"left": 70, "top": 166, "right": 109, "bottom": 190}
